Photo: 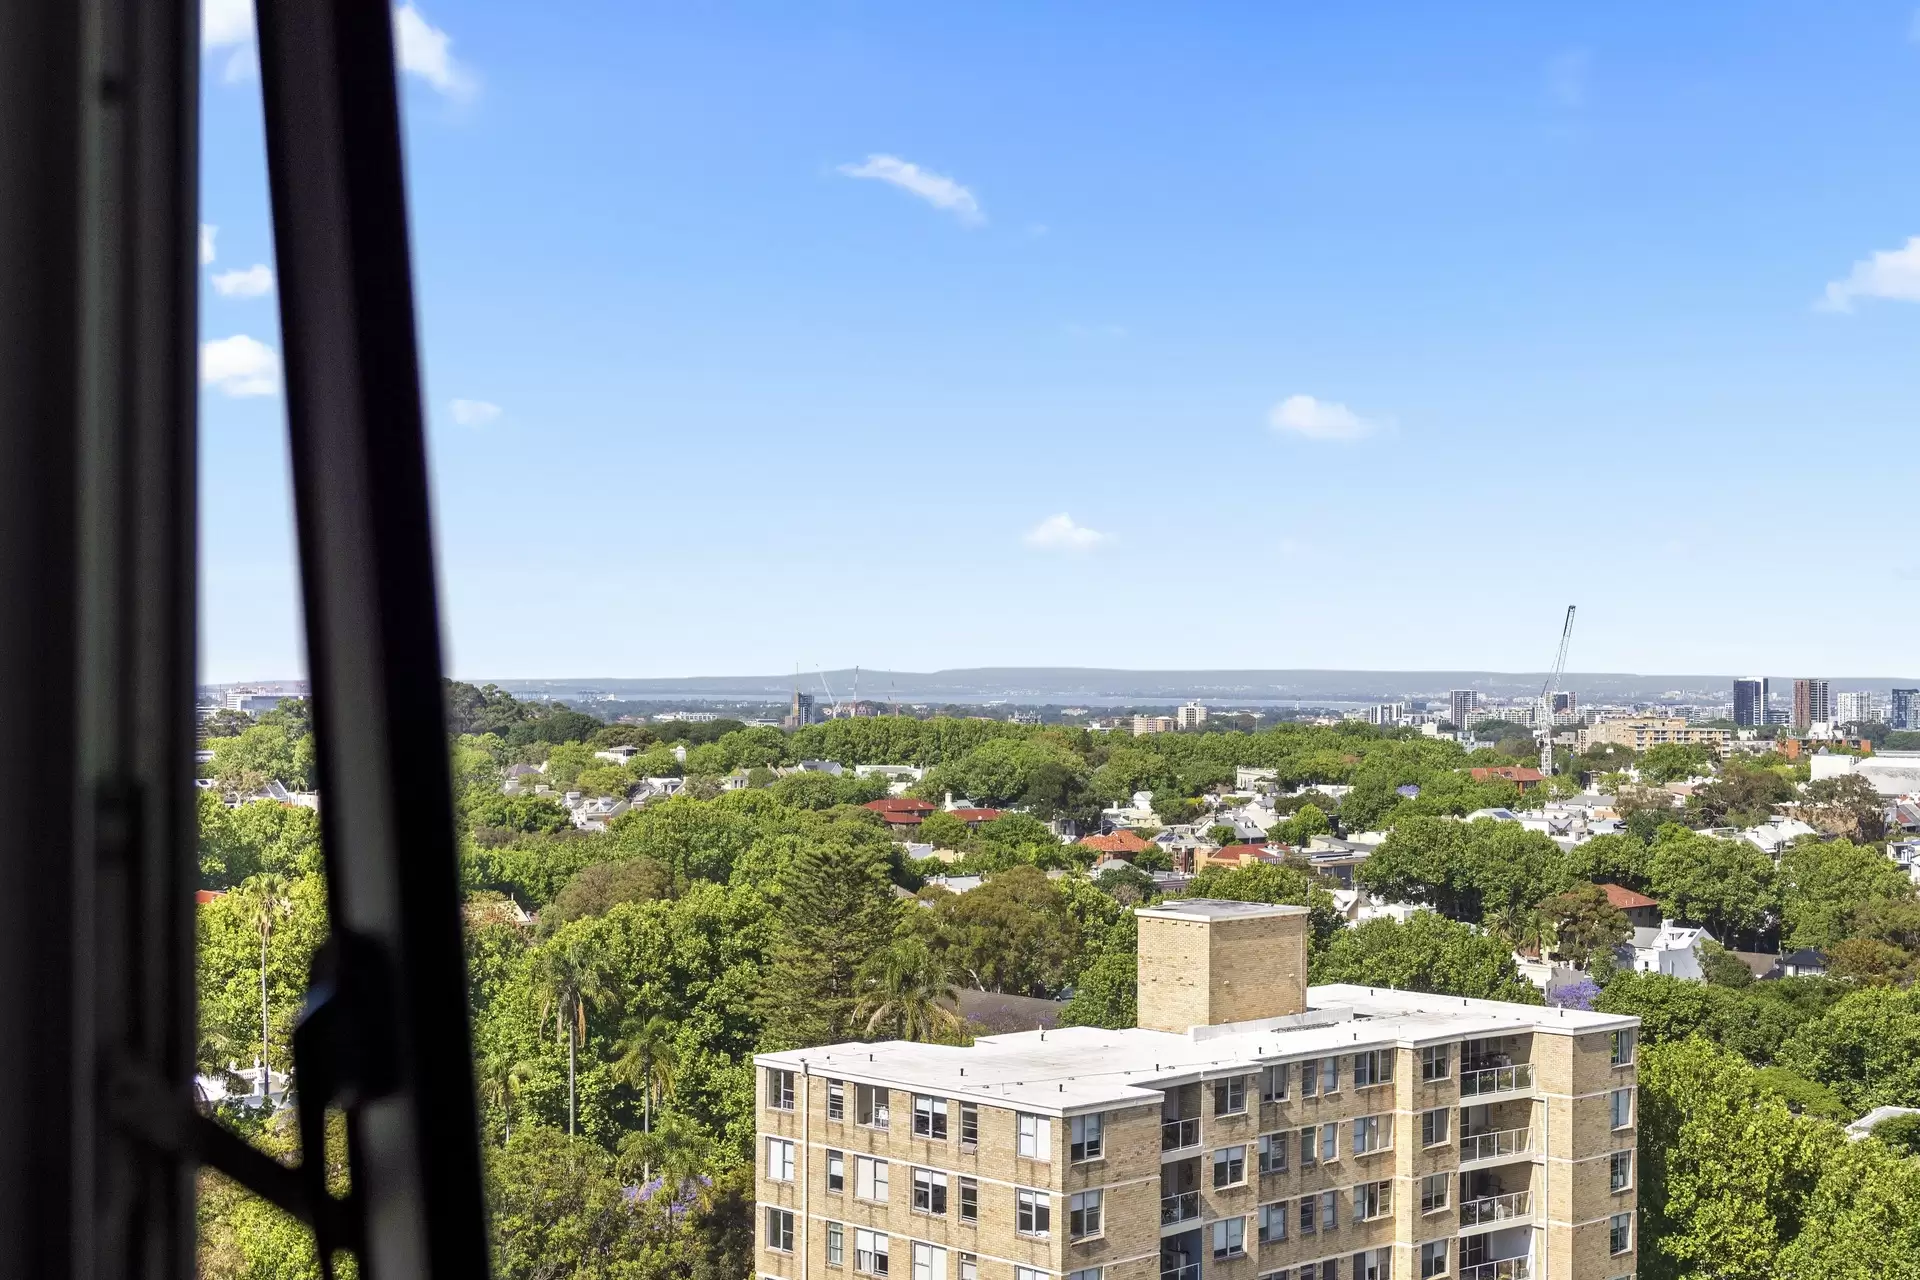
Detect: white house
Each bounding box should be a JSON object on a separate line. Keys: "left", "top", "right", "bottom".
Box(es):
{"left": 1741, "top": 817, "right": 1818, "bottom": 855}
{"left": 1629, "top": 920, "right": 1715, "bottom": 981}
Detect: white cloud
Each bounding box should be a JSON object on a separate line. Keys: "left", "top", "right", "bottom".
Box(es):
{"left": 1024, "top": 513, "right": 1107, "bottom": 552}
{"left": 1818, "top": 236, "right": 1920, "bottom": 312}
{"left": 200, "top": 335, "right": 280, "bottom": 398}
{"left": 221, "top": 45, "right": 257, "bottom": 84}
{"left": 1267, "top": 394, "right": 1383, "bottom": 442}
{"left": 450, "top": 398, "right": 502, "bottom": 426}
{"left": 1547, "top": 50, "right": 1588, "bottom": 108}
{"left": 199, "top": 224, "right": 217, "bottom": 266}
{"left": 836, "top": 154, "right": 983, "bottom": 225}
{"left": 394, "top": 3, "right": 478, "bottom": 100}
{"left": 211, "top": 264, "right": 274, "bottom": 298}
{"left": 202, "top": 0, "right": 253, "bottom": 48}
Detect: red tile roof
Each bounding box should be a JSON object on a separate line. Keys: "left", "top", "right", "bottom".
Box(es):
{"left": 1079, "top": 830, "right": 1151, "bottom": 854}
{"left": 875, "top": 811, "right": 926, "bottom": 826}
{"left": 1471, "top": 766, "right": 1545, "bottom": 784}
{"left": 865, "top": 797, "right": 937, "bottom": 814}
{"left": 948, "top": 808, "right": 1004, "bottom": 823}
{"left": 195, "top": 889, "right": 226, "bottom": 905}
{"left": 1599, "top": 883, "right": 1658, "bottom": 911}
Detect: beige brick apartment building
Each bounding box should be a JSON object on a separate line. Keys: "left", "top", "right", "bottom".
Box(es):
{"left": 755, "top": 901, "right": 1640, "bottom": 1280}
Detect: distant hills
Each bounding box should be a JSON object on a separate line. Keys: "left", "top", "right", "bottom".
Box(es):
{"left": 483, "top": 667, "right": 1920, "bottom": 706}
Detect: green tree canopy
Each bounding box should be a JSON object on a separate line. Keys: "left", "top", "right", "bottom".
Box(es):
{"left": 1310, "top": 911, "right": 1543, "bottom": 1004}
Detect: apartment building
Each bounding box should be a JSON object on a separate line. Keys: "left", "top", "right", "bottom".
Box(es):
{"left": 1792, "top": 679, "right": 1832, "bottom": 729}
{"left": 755, "top": 902, "right": 1641, "bottom": 1280}
{"left": 1577, "top": 718, "right": 1728, "bottom": 754}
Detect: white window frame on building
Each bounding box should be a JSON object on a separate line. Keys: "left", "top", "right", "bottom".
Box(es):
{"left": 1211, "top": 1216, "right": 1246, "bottom": 1259}
{"left": 1353, "top": 1247, "right": 1392, "bottom": 1280}
{"left": 1069, "top": 1189, "right": 1103, "bottom": 1240}
{"left": 1015, "top": 1188, "right": 1051, "bottom": 1237}
{"left": 1420, "top": 1173, "right": 1448, "bottom": 1214}
{"left": 827, "top": 1078, "right": 845, "bottom": 1120}
{"left": 958, "top": 1177, "right": 978, "bottom": 1222}
{"left": 855, "top": 1156, "right": 890, "bottom": 1203}
{"left": 1319, "top": 1190, "right": 1337, "bottom": 1233}
{"left": 959, "top": 1102, "right": 979, "bottom": 1149}
{"left": 1258, "top": 1201, "right": 1288, "bottom": 1244}
{"left": 765, "top": 1206, "right": 795, "bottom": 1253}
{"left": 1016, "top": 1113, "right": 1052, "bottom": 1160}
{"left": 1352, "top": 1049, "right": 1394, "bottom": 1088}
{"left": 911, "top": 1167, "right": 948, "bottom": 1215}
{"left": 1258, "top": 1132, "right": 1288, "bottom": 1173}
{"left": 1320, "top": 1122, "right": 1339, "bottom": 1164}
{"left": 1420, "top": 1045, "right": 1450, "bottom": 1081}
{"left": 1611, "top": 1149, "right": 1633, "bottom": 1193}
{"left": 1421, "top": 1108, "right": 1450, "bottom": 1148}
{"left": 826, "top": 1149, "right": 846, "bottom": 1193}
{"left": 1070, "top": 1112, "right": 1104, "bottom": 1162}
{"left": 855, "top": 1228, "right": 890, "bottom": 1277}
{"left": 1610, "top": 1088, "right": 1634, "bottom": 1130}
{"left": 766, "top": 1137, "right": 796, "bottom": 1181}
{"left": 911, "top": 1241, "right": 948, "bottom": 1280}
{"left": 1420, "top": 1239, "right": 1449, "bottom": 1278}
{"left": 1610, "top": 1212, "right": 1633, "bottom": 1255}
{"left": 1213, "top": 1144, "right": 1247, "bottom": 1188}
{"left": 1354, "top": 1181, "right": 1390, "bottom": 1222}
{"left": 767, "top": 1068, "right": 796, "bottom": 1111}
{"left": 1215, "top": 1075, "right": 1248, "bottom": 1116}
{"left": 1351, "top": 1114, "right": 1391, "bottom": 1156}
{"left": 1298, "top": 1126, "right": 1317, "bottom": 1169}
{"left": 1611, "top": 1028, "right": 1636, "bottom": 1067}
{"left": 913, "top": 1095, "right": 949, "bottom": 1140}
{"left": 857, "top": 1084, "right": 891, "bottom": 1130}
{"left": 1262, "top": 1062, "right": 1290, "bottom": 1102}
{"left": 826, "top": 1221, "right": 845, "bottom": 1267}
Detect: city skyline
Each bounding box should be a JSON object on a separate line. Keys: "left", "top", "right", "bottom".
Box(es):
{"left": 197, "top": 3, "right": 1920, "bottom": 681}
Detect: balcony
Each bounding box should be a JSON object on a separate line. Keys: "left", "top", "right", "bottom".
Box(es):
{"left": 1460, "top": 1063, "right": 1535, "bottom": 1098}
{"left": 1460, "top": 1191, "right": 1533, "bottom": 1227}
{"left": 1161, "top": 1118, "right": 1200, "bottom": 1152}
{"left": 1460, "top": 1261, "right": 1531, "bottom": 1280}
{"left": 1161, "top": 1192, "right": 1200, "bottom": 1226}
{"left": 1459, "top": 1127, "right": 1532, "bottom": 1164}
{"left": 1162, "top": 1268, "right": 1200, "bottom": 1280}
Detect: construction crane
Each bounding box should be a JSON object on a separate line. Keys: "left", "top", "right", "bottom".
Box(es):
{"left": 1539, "top": 605, "right": 1576, "bottom": 775}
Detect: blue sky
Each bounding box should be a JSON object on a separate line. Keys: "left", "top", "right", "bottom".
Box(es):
{"left": 199, "top": 1, "right": 1920, "bottom": 683}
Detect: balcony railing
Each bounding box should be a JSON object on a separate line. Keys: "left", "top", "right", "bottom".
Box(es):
{"left": 1161, "top": 1191, "right": 1200, "bottom": 1225}
{"left": 1459, "top": 1127, "right": 1532, "bottom": 1163}
{"left": 1460, "top": 1063, "right": 1535, "bottom": 1098}
{"left": 1460, "top": 1191, "right": 1533, "bottom": 1227}
{"left": 1162, "top": 1267, "right": 1200, "bottom": 1280}
{"left": 1460, "top": 1259, "right": 1531, "bottom": 1280}
{"left": 1161, "top": 1118, "right": 1199, "bottom": 1152}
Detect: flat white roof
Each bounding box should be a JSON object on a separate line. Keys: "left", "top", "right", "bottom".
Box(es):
{"left": 1137, "top": 899, "right": 1308, "bottom": 922}
{"left": 757, "top": 984, "right": 1636, "bottom": 1117}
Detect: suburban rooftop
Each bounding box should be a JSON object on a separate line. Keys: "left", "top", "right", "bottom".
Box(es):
{"left": 755, "top": 984, "right": 1636, "bottom": 1118}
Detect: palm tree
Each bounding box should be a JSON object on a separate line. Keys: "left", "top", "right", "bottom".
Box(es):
{"left": 530, "top": 942, "right": 614, "bottom": 1136}
{"left": 233, "top": 874, "right": 293, "bottom": 1101}
{"left": 611, "top": 1013, "right": 679, "bottom": 1178}
{"left": 477, "top": 1054, "right": 535, "bottom": 1146}
{"left": 854, "top": 936, "right": 964, "bottom": 1043}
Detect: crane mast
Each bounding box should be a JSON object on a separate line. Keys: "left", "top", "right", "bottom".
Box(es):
{"left": 1539, "top": 605, "right": 1576, "bottom": 775}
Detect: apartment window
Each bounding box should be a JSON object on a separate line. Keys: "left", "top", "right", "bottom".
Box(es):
{"left": 827, "top": 1150, "right": 846, "bottom": 1193}
{"left": 1420, "top": 1045, "right": 1450, "bottom": 1081}
{"left": 1611, "top": 1149, "right": 1634, "bottom": 1193}
{"left": 1320, "top": 1058, "right": 1340, "bottom": 1094}
{"left": 1017, "top": 1113, "right": 1052, "bottom": 1160}
{"left": 857, "top": 1085, "right": 891, "bottom": 1129}
{"left": 1353, "top": 1049, "right": 1394, "bottom": 1088}
{"left": 855, "top": 1156, "right": 889, "bottom": 1202}
{"left": 912, "top": 1167, "right": 949, "bottom": 1215}
{"left": 827, "top": 1221, "right": 845, "bottom": 1267}
{"left": 1071, "top": 1112, "right": 1105, "bottom": 1162}
{"left": 958, "top": 1255, "right": 978, "bottom": 1280}
{"left": 767, "top": 1068, "right": 796, "bottom": 1111}
{"left": 1069, "top": 1270, "right": 1102, "bottom": 1280}
{"left": 766, "top": 1137, "right": 796, "bottom": 1182}
{"left": 1016, "top": 1188, "right": 1051, "bottom": 1237}
{"left": 1351, "top": 1114, "right": 1390, "bottom": 1156}
{"left": 1354, "top": 1181, "right": 1391, "bottom": 1222}
{"left": 1262, "top": 1062, "right": 1291, "bottom": 1102}
{"left": 1320, "top": 1122, "right": 1338, "bottom": 1163}
{"left": 828, "top": 1078, "right": 846, "bottom": 1120}
{"left": 1420, "top": 1174, "right": 1448, "bottom": 1214}
{"left": 1212, "top": 1216, "right": 1246, "bottom": 1259}
{"left": 855, "top": 1229, "right": 890, "bottom": 1277}
{"left": 1320, "top": 1190, "right": 1338, "bottom": 1233}
{"left": 1299, "top": 1127, "right": 1317, "bottom": 1169}
{"left": 913, "top": 1095, "right": 949, "bottom": 1140}
{"left": 959, "top": 1102, "right": 979, "bottom": 1147}
{"left": 1069, "top": 1190, "right": 1104, "bottom": 1239}
{"left": 1301, "top": 1060, "right": 1318, "bottom": 1097}
{"left": 1421, "top": 1108, "right": 1450, "bottom": 1148}
{"left": 1309, "top": 1265, "right": 1340, "bottom": 1280}
{"left": 1354, "top": 1248, "right": 1392, "bottom": 1280}
{"left": 1258, "top": 1132, "right": 1289, "bottom": 1174}
{"left": 911, "top": 1243, "right": 947, "bottom": 1280}
{"left": 1213, "top": 1144, "right": 1247, "bottom": 1188}
{"left": 765, "top": 1206, "right": 795, "bottom": 1253}
{"left": 959, "top": 1178, "right": 978, "bottom": 1222}
{"left": 1298, "top": 1195, "right": 1316, "bottom": 1237}
{"left": 1611, "top": 1028, "right": 1636, "bottom": 1067}
{"left": 1216, "top": 1075, "right": 1248, "bottom": 1116}
{"left": 1260, "top": 1271, "right": 1293, "bottom": 1280}
{"left": 1610, "top": 1088, "right": 1634, "bottom": 1130}
{"left": 1609, "top": 1213, "right": 1633, "bottom": 1255}
{"left": 1015, "top": 1271, "right": 1044, "bottom": 1280}
{"left": 1420, "top": 1240, "right": 1448, "bottom": 1279}
{"left": 1258, "top": 1201, "right": 1288, "bottom": 1244}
